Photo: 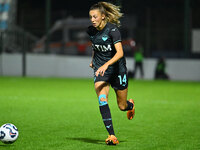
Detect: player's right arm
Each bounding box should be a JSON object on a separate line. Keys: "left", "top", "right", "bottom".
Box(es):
{"left": 89, "top": 51, "right": 94, "bottom": 69}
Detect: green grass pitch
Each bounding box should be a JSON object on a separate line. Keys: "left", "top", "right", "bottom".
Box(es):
{"left": 0, "top": 77, "right": 200, "bottom": 150}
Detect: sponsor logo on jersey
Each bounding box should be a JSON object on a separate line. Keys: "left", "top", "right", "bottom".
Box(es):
{"left": 111, "top": 28, "right": 116, "bottom": 32}
{"left": 92, "top": 44, "right": 112, "bottom": 52}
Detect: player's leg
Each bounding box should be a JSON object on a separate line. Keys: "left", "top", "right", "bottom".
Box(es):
{"left": 95, "top": 81, "right": 110, "bottom": 99}
{"left": 139, "top": 62, "right": 144, "bottom": 78}
{"left": 111, "top": 72, "right": 135, "bottom": 120}
{"left": 134, "top": 62, "right": 138, "bottom": 76}
{"left": 115, "top": 88, "right": 135, "bottom": 120}
{"left": 115, "top": 88, "right": 128, "bottom": 110}
{"left": 95, "top": 81, "right": 118, "bottom": 145}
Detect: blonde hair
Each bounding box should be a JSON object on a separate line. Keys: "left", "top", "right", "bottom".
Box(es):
{"left": 90, "top": 1, "right": 123, "bottom": 27}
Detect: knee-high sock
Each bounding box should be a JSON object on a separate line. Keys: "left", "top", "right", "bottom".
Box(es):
{"left": 99, "top": 104, "right": 115, "bottom": 135}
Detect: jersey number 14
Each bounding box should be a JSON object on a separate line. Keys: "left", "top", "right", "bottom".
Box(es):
{"left": 118, "top": 74, "right": 127, "bottom": 86}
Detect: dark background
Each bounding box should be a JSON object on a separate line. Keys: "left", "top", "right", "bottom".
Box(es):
{"left": 16, "top": 0, "right": 200, "bottom": 58}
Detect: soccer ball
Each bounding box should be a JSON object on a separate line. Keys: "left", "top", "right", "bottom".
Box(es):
{"left": 0, "top": 123, "right": 19, "bottom": 144}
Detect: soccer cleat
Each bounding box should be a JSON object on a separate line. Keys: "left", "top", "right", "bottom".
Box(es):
{"left": 127, "top": 99, "right": 135, "bottom": 120}
{"left": 105, "top": 135, "right": 119, "bottom": 145}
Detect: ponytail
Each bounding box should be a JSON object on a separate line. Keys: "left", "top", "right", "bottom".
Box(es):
{"left": 90, "top": 1, "right": 123, "bottom": 27}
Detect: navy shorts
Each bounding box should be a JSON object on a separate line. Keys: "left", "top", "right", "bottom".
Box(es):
{"left": 94, "top": 72, "right": 128, "bottom": 90}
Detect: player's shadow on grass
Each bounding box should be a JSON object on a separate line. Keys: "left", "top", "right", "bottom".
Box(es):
{"left": 0, "top": 144, "right": 13, "bottom": 147}
{"left": 66, "top": 137, "right": 126, "bottom": 145}
{"left": 66, "top": 137, "right": 104, "bottom": 145}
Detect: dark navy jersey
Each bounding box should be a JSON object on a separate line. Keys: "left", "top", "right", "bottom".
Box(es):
{"left": 87, "top": 22, "right": 127, "bottom": 75}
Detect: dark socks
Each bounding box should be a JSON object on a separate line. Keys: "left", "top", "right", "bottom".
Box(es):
{"left": 122, "top": 100, "right": 133, "bottom": 111}
{"left": 99, "top": 104, "right": 115, "bottom": 135}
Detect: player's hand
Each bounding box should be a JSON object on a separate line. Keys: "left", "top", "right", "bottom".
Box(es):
{"left": 89, "top": 62, "right": 94, "bottom": 69}
{"left": 95, "top": 64, "right": 108, "bottom": 76}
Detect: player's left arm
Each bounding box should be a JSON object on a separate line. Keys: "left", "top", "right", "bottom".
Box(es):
{"left": 95, "top": 42, "right": 123, "bottom": 76}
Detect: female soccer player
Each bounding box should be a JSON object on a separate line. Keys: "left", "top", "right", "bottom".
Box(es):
{"left": 87, "top": 2, "right": 135, "bottom": 145}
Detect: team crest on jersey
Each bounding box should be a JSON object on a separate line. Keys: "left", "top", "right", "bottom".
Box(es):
{"left": 102, "top": 35, "right": 108, "bottom": 41}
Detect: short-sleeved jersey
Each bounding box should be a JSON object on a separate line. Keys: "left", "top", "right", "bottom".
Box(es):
{"left": 87, "top": 22, "right": 127, "bottom": 75}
